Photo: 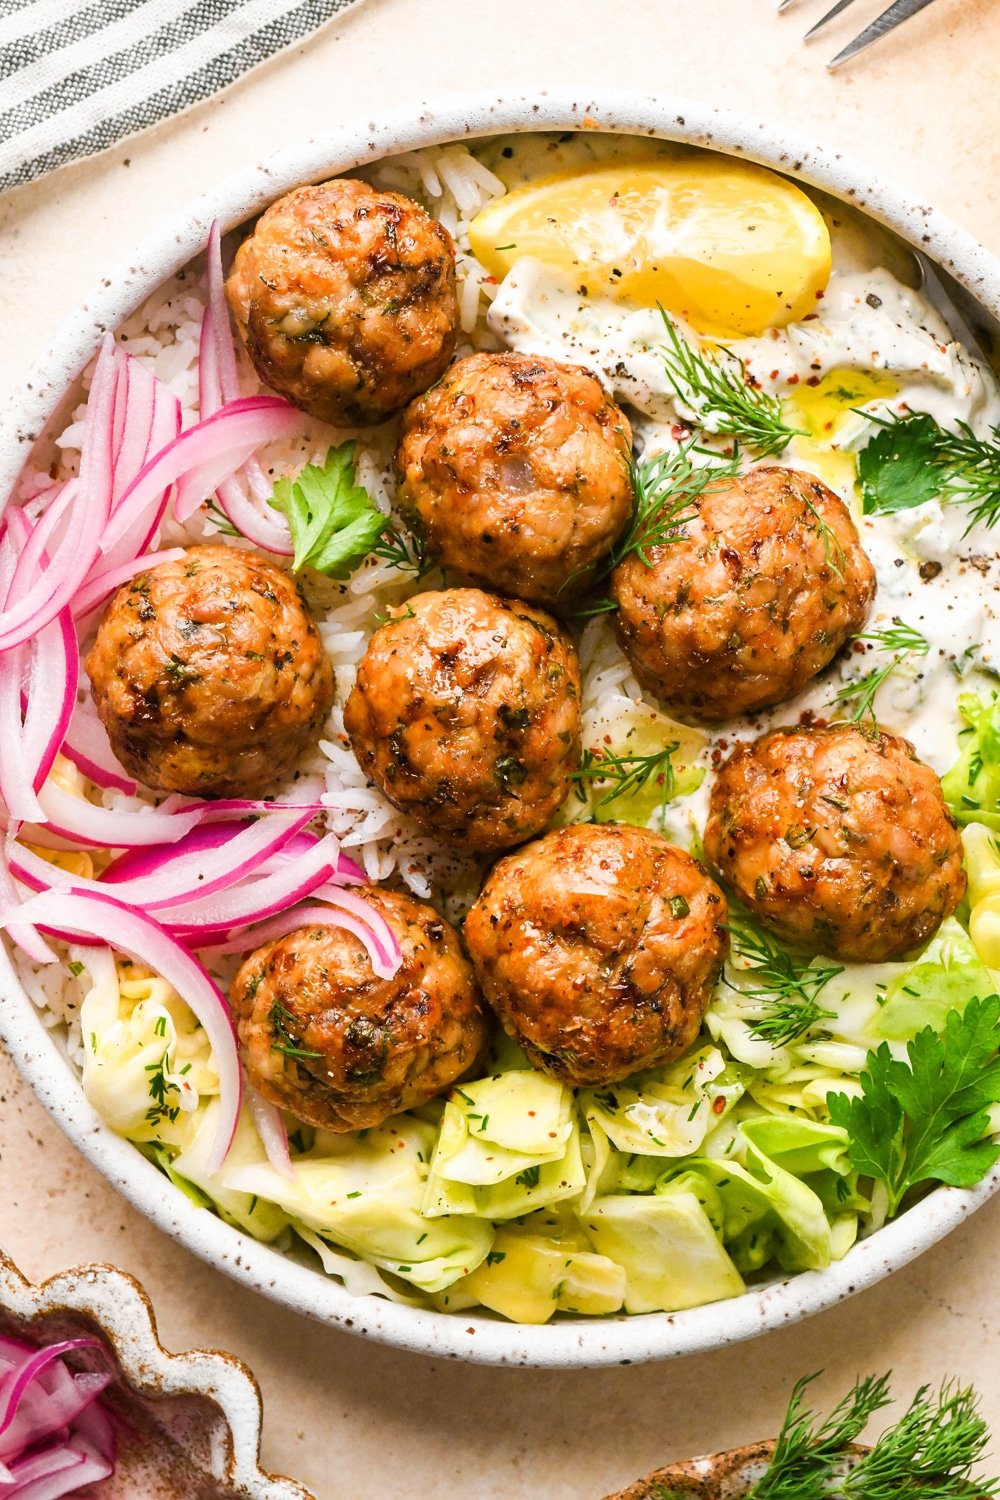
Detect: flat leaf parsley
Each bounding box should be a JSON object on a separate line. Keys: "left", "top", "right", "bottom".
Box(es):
{"left": 859, "top": 411, "right": 1000, "bottom": 529}
{"left": 269, "top": 441, "right": 388, "bottom": 576}
{"left": 827, "top": 994, "right": 1000, "bottom": 1217}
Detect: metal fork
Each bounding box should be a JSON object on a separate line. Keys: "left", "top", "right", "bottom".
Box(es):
{"left": 779, "top": 0, "right": 940, "bottom": 68}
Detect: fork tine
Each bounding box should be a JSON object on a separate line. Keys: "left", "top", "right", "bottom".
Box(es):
{"left": 804, "top": 0, "right": 861, "bottom": 39}
{"left": 828, "top": 0, "right": 939, "bottom": 66}
{"left": 777, "top": 0, "right": 804, "bottom": 13}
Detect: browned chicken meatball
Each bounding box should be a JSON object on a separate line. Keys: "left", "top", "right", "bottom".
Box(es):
{"left": 611, "top": 466, "right": 876, "bottom": 724}
{"left": 231, "top": 889, "right": 489, "bottom": 1131}
{"left": 395, "top": 351, "right": 633, "bottom": 605}
{"left": 225, "top": 178, "right": 458, "bottom": 427}
{"left": 463, "top": 824, "right": 728, "bottom": 1086}
{"left": 704, "top": 724, "right": 966, "bottom": 962}
{"left": 85, "top": 544, "right": 333, "bottom": 798}
{"left": 344, "top": 588, "right": 580, "bottom": 854}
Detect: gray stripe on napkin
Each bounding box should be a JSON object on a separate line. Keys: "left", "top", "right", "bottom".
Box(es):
{"left": 0, "top": 0, "right": 361, "bottom": 194}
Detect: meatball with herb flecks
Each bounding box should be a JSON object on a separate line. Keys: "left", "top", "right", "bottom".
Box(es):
{"left": 231, "top": 890, "right": 490, "bottom": 1132}
{"left": 343, "top": 587, "right": 581, "bottom": 853}
{"left": 611, "top": 465, "right": 876, "bottom": 724}
{"left": 225, "top": 178, "right": 459, "bottom": 427}
{"left": 395, "top": 351, "right": 633, "bottom": 605}
{"left": 704, "top": 723, "right": 965, "bottom": 962}
{"left": 463, "top": 824, "right": 728, "bottom": 1086}
{"left": 85, "top": 544, "right": 333, "bottom": 798}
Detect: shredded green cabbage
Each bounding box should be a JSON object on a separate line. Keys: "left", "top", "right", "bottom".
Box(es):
{"left": 71, "top": 734, "right": 1000, "bottom": 1323}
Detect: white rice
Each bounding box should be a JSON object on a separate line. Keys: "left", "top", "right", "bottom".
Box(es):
{"left": 15, "top": 140, "right": 630, "bottom": 1032}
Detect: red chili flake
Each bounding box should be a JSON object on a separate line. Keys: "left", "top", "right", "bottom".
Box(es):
{"left": 787, "top": 373, "right": 800, "bottom": 385}
{"left": 806, "top": 375, "right": 822, "bottom": 387}
{"left": 770, "top": 369, "right": 780, "bottom": 380}
{"left": 549, "top": 1131, "right": 558, "bottom": 1138}
{"left": 671, "top": 424, "right": 689, "bottom": 441}
{"left": 712, "top": 1096, "right": 727, "bottom": 1115}
{"left": 528, "top": 1110, "right": 536, "bottom": 1117}
{"left": 815, "top": 289, "right": 825, "bottom": 299}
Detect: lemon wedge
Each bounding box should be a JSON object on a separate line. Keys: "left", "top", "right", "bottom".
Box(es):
{"left": 468, "top": 157, "right": 832, "bottom": 338}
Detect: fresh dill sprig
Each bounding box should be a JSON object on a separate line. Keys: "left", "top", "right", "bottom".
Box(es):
{"left": 571, "top": 743, "right": 679, "bottom": 825}
{"left": 802, "top": 493, "right": 847, "bottom": 580}
{"left": 268, "top": 999, "right": 322, "bottom": 1063}
{"left": 842, "top": 1382, "right": 998, "bottom": 1500}
{"left": 659, "top": 310, "right": 803, "bottom": 458}
{"left": 145, "top": 1051, "right": 181, "bottom": 1128}
{"left": 728, "top": 921, "right": 843, "bottom": 1047}
{"left": 204, "top": 499, "right": 241, "bottom": 537}
{"left": 859, "top": 410, "right": 1000, "bottom": 531}
{"left": 832, "top": 617, "right": 930, "bottom": 731}
{"left": 559, "top": 439, "right": 740, "bottom": 612}
{"left": 619, "top": 445, "right": 740, "bottom": 567}
{"left": 373, "top": 524, "right": 436, "bottom": 578}
{"left": 745, "top": 1373, "right": 893, "bottom": 1500}
{"left": 747, "top": 1373, "right": 999, "bottom": 1500}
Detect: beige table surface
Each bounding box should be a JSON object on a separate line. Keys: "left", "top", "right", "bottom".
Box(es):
{"left": 3, "top": 1, "right": 1000, "bottom": 1495}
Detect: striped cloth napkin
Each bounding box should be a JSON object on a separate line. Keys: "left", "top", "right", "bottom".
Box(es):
{"left": 0, "top": 0, "right": 361, "bottom": 195}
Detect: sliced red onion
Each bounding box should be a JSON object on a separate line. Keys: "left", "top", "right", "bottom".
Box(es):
{"left": 23, "top": 611, "right": 79, "bottom": 793}
{"left": 157, "top": 793, "right": 328, "bottom": 822}
{"left": 165, "top": 832, "right": 344, "bottom": 940}
{"left": 99, "top": 811, "right": 311, "bottom": 908}
{"left": 199, "top": 223, "right": 293, "bottom": 556}
{"left": 0, "top": 340, "right": 117, "bottom": 653}
{"left": 10, "top": 814, "right": 312, "bottom": 912}
{"left": 0, "top": 642, "right": 43, "bottom": 824}
{"left": 206, "top": 898, "right": 401, "bottom": 979}
{"left": 34, "top": 782, "right": 203, "bottom": 848}
{"left": 7, "top": 483, "right": 77, "bottom": 604}
{"left": 72, "top": 546, "right": 184, "bottom": 621}
{"left": 266, "top": 830, "right": 365, "bottom": 883}
{"left": 0, "top": 1340, "right": 103, "bottom": 1441}
{"left": 1, "top": 1434, "right": 114, "bottom": 1498}
{"left": 0, "top": 1334, "right": 115, "bottom": 1496}
{"left": 246, "top": 1085, "right": 294, "bottom": 1180}
{"left": 204, "top": 222, "right": 241, "bottom": 404}
{"left": 101, "top": 356, "right": 182, "bottom": 571}
{"left": 61, "top": 696, "right": 136, "bottom": 795}
{"left": 308, "top": 883, "right": 400, "bottom": 967}
{"left": 8, "top": 889, "right": 242, "bottom": 1173}
{"left": 0, "top": 849, "right": 55, "bottom": 965}
{"left": 98, "top": 397, "right": 301, "bottom": 555}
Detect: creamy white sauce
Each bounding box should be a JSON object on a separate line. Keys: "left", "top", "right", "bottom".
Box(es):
{"left": 488, "top": 248, "right": 1000, "bottom": 789}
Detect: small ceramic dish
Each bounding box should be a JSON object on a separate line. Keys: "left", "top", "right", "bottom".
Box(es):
{"left": 0, "top": 1249, "right": 314, "bottom": 1499}
{"left": 600, "top": 1441, "right": 866, "bottom": 1500}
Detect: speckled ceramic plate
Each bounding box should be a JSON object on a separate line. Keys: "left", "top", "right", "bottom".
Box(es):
{"left": 0, "top": 1249, "right": 314, "bottom": 1498}
{"left": 2, "top": 91, "right": 1000, "bottom": 1369}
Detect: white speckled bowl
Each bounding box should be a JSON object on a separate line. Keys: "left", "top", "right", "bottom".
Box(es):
{"left": 2, "top": 91, "right": 1000, "bottom": 1369}
{"left": 0, "top": 1249, "right": 314, "bottom": 1498}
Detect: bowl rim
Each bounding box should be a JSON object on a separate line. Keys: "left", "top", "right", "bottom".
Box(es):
{"left": 2, "top": 87, "right": 999, "bottom": 1370}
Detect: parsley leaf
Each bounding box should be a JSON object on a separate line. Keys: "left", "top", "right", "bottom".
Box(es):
{"left": 859, "top": 410, "right": 1000, "bottom": 528}
{"left": 269, "top": 441, "right": 388, "bottom": 577}
{"left": 827, "top": 995, "right": 1000, "bottom": 1217}
{"left": 858, "top": 413, "right": 943, "bottom": 514}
